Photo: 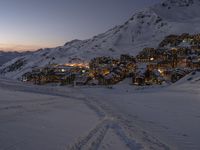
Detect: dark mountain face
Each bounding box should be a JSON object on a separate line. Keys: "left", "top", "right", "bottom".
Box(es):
{"left": 0, "top": 51, "right": 30, "bottom": 66}
{"left": 161, "top": 0, "right": 195, "bottom": 7}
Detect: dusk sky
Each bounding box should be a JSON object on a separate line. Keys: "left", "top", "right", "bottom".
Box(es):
{"left": 0, "top": 0, "right": 161, "bottom": 51}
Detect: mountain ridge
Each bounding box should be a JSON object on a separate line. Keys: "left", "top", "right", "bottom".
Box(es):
{"left": 0, "top": 51, "right": 30, "bottom": 67}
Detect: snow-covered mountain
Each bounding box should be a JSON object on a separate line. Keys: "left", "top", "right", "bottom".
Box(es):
{"left": 1, "top": 0, "right": 200, "bottom": 79}
{"left": 0, "top": 51, "right": 30, "bottom": 67}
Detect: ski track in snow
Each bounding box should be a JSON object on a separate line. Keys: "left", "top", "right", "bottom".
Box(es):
{"left": 81, "top": 96, "right": 171, "bottom": 150}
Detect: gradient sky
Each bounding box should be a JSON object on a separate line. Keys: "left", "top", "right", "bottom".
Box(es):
{"left": 0, "top": 0, "right": 161, "bottom": 51}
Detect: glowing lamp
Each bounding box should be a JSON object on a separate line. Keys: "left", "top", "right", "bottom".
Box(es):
{"left": 150, "top": 58, "right": 154, "bottom": 61}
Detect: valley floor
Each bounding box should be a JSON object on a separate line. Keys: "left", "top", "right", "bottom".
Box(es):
{"left": 0, "top": 78, "right": 200, "bottom": 150}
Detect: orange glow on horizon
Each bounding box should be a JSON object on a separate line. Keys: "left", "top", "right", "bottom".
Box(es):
{"left": 0, "top": 43, "right": 52, "bottom": 52}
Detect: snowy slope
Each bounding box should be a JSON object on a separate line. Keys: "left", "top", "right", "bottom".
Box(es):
{"left": 170, "top": 70, "right": 200, "bottom": 92}
{"left": 0, "top": 51, "right": 29, "bottom": 66}
{"left": 2, "top": 76, "right": 200, "bottom": 150}
{"left": 0, "top": 80, "right": 99, "bottom": 150}
{"left": 2, "top": 0, "right": 200, "bottom": 79}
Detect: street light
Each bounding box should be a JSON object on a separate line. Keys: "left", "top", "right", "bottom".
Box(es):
{"left": 150, "top": 57, "right": 154, "bottom": 61}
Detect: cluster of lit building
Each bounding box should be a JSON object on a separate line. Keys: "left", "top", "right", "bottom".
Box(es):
{"left": 134, "top": 33, "right": 200, "bottom": 85}
{"left": 22, "top": 55, "right": 136, "bottom": 86}
{"left": 22, "top": 33, "right": 200, "bottom": 86}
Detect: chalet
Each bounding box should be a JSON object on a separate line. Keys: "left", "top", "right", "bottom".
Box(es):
{"left": 157, "top": 60, "right": 172, "bottom": 69}
{"left": 159, "top": 69, "right": 173, "bottom": 81}
{"left": 171, "top": 69, "right": 188, "bottom": 83}
{"left": 137, "top": 48, "right": 157, "bottom": 62}
{"left": 120, "top": 54, "right": 136, "bottom": 63}
{"left": 161, "top": 51, "right": 172, "bottom": 61}
{"left": 88, "top": 79, "right": 99, "bottom": 85}
{"left": 147, "top": 62, "right": 157, "bottom": 71}
{"left": 60, "top": 73, "right": 76, "bottom": 85}
{"left": 177, "top": 58, "right": 189, "bottom": 68}
{"left": 191, "top": 45, "right": 200, "bottom": 52}
{"left": 112, "top": 67, "right": 125, "bottom": 78}
{"left": 53, "top": 65, "right": 72, "bottom": 73}
{"left": 74, "top": 74, "right": 91, "bottom": 86}
{"left": 22, "top": 68, "right": 46, "bottom": 84}
{"left": 133, "top": 74, "right": 145, "bottom": 86}
{"left": 98, "top": 72, "right": 121, "bottom": 85}
{"left": 143, "top": 69, "right": 164, "bottom": 85}
{"left": 191, "top": 60, "right": 200, "bottom": 69}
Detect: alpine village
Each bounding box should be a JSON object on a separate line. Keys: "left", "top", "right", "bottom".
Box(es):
{"left": 21, "top": 33, "right": 200, "bottom": 86}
